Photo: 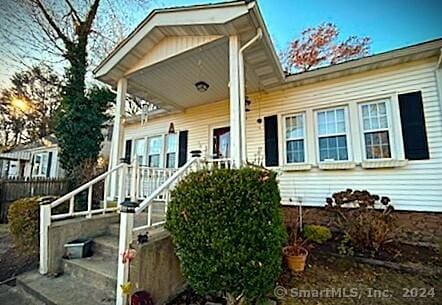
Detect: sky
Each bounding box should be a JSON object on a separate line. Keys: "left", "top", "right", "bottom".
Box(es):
{"left": 151, "top": 0, "right": 442, "bottom": 53}
{"left": 0, "top": 0, "right": 441, "bottom": 87}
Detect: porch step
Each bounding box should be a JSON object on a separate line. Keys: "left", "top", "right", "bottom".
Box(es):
{"left": 93, "top": 235, "right": 119, "bottom": 258}
{"left": 63, "top": 255, "right": 117, "bottom": 291}
{"left": 16, "top": 271, "right": 115, "bottom": 305}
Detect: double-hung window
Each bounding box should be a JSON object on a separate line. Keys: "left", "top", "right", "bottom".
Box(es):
{"left": 165, "top": 133, "right": 177, "bottom": 168}
{"left": 285, "top": 114, "right": 305, "bottom": 163}
{"left": 316, "top": 107, "right": 349, "bottom": 162}
{"left": 147, "top": 136, "right": 162, "bottom": 167}
{"left": 32, "top": 152, "right": 49, "bottom": 177}
{"left": 134, "top": 138, "right": 146, "bottom": 165}
{"left": 360, "top": 100, "right": 392, "bottom": 159}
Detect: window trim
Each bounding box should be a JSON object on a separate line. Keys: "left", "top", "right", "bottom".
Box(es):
{"left": 282, "top": 112, "right": 307, "bottom": 165}
{"left": 358, "top": 99, "right": 395, "bottom": 161}
{"left": 165, "top": 133, "right": 178, "bottom": 168}
{"left": 314, "top": 106, "right": 352, "bottom": 163}
{"left": 32, "top": 152, "right": 49, "bottom": 177}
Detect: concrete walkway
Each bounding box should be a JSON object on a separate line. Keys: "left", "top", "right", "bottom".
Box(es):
{"left": 0, "top": 285, "right": 27, "bottom": 305}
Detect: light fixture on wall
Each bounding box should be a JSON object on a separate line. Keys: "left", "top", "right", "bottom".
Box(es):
{"left": 195, "top": 81, "right": 210, "bottom": 93}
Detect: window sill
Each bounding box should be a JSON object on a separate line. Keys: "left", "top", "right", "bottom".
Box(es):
{"left": 318, "top": 161, "right": 356, "bottom": 170}
{"left": 282, "top": 164, "right": 312, "bottom": 171}
{"left": 361, "top": 159, "right": 408, "bottom": 169}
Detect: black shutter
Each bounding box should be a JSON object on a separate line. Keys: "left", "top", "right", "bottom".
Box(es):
{"left": 264, "top": 115, "right": 279, "bottom": 166}
{"left": 46, "top": 152, "right": 53, "bottom": 177}
{"left": 30, "top": 154, "right": 35, "bottom": 178}
{"left": 178, "top": 130, "right": 188, "bottom": 167}
{"left": 398, "top": 91, "right": 429, "bottom": 160}
{"left": 124, "top": 139, "right": 132, "bottom": 163}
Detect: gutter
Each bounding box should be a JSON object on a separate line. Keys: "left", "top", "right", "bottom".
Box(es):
{"left": 239, "top": 28, "right": 263, "bottom": 162}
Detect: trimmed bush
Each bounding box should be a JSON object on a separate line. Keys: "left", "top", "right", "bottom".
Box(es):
{"left": 166, "top": 167, "right": 286, "bottom": 305}
{"left": 8, "top": 197, "right": 40, "bottom": 256}
{"left": 303, "top": 225, "right": 332, "bottom": 244}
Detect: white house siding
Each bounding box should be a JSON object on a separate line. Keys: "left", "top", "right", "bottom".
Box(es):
{"left": 123, "top": 58, "right": 442, "bottom": 212}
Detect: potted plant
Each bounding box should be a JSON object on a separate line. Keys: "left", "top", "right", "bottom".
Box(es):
{"left": 283, "top": 226, "right": 308, "bottom": 272}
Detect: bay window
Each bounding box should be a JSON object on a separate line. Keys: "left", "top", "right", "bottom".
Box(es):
{"left": 284, "top": 114, "right": 305, "bottom": 163}
{"left": 360, "top": 100, "right": 392, "bottom": 159}
{"left": 316, "top": 107, "right": 349, "bottom": 162}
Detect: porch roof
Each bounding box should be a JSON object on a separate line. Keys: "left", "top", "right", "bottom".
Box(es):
{"left": 94, "top": 0, "right": 284, "bottom": 111}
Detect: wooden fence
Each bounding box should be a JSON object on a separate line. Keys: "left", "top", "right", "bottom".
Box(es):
{"left": 0, "top": 177, "right": 69, "bottom": 223}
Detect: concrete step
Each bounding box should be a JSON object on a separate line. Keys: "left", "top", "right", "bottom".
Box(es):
{"left": 17, "top": 271, "right": 115, "bottom": 305}
{"left": 63, "top": 255, "right": 117, "bottom": 291}
{"left": 93, "top": 235, "right": 119, "bottom": 258}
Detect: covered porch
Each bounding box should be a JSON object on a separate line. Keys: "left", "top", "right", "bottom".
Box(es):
{"left": 94, "top": 0, "right": 283, "bottom": 180}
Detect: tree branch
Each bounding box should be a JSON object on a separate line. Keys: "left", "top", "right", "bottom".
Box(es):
{"left": 32, "top": 0, "right": 71, "bottom": 46}
{"left": 84, "top": 0, "right": 101, "bottom": 33}
{"left": 63, "top": 0, "right": 82, "bottom": 24}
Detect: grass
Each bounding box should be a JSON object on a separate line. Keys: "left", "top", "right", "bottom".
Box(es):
{"left": 277, "top": 254, "right": 441, "bottom": 305}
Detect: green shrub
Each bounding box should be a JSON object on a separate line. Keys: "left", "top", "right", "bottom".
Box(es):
{"left": 166, "top": 167, "right": 286, "bottom": 305}
{"left": 303, "top": 225, "right": 332, "bottom": 244}
{"left": 8, "top": 197, "right": 40, "bottom": 256}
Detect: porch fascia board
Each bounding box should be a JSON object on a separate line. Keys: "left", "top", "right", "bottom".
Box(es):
{"left": 94, "top": 2, "right": 252, "bottom": 81}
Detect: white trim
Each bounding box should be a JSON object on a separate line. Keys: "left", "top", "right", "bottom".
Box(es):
{"left": 281, "top": 112, "right": 308, "bottom": 165}
{"left": 358, "top": 99, "right": 394, "bottom": 160}
{"left": 314, "top": 106, "right": 352, "bottom": 163}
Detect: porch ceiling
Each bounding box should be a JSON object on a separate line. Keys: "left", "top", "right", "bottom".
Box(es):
{"left": 94, "top": 0, "right": 285, "bottom": 110}
{"left": 126, "top": 37, "right": 262, "bottom": 110}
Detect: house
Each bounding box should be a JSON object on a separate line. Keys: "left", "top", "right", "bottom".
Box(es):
{"left": 0, "top": 127, "right": 113, "bottom": 179}
{"left": 23, "top": 2, "right": 442, "bottom": 305}
{"left": 0, "top": 135, "right": 61, "bottom": 179}
{"left": 93, "top": 0, "right": 442, "bottom": 212}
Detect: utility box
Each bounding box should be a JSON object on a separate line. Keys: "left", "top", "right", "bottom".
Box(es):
{"left": 64, "top": 239, "right": 93, "bottom": 259}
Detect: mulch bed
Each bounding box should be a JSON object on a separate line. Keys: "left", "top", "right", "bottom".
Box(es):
{"left": 314, "top": 236, "right": 442, "bottom": 268}
{"left": 167, "top": 289, "right": 226, "bottom": 305}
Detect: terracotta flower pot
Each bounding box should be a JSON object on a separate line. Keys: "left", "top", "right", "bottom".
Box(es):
{"left": 283, "top": 246, "right": 308, "bottom": 272}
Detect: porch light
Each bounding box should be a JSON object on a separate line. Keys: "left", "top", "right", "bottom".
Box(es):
{"left": 195, "top": 81, "right": 209, "bottom": 92}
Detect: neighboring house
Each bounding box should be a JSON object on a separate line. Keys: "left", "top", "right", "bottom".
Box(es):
{"left": 94, "top": 0, "right": 442, "bottom": 212}
{"left": 0, "top": 135, "right": 61, "bottom": 179}
{"left": 0, "top": 127, "right": 113, "bottom": 179}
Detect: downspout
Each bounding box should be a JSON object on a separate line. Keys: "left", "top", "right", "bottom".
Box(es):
{"left": 239, "top": 28, "right": 263, "bottom": 163}
{"left": 435, "top": 48, "right": 442, "bottom": 122}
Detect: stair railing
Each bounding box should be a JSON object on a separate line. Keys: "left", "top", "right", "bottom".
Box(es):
{"left": 39, "top": 161, "right": 130, "bottom": 275}
{"left": 116, "top": 153, "right": 201, "bottom": 305}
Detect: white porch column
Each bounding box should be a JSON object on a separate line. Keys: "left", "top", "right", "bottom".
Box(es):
{"left": 229, "top": 35, "right": 243, "bottom": 167}
{"left": 110, "top": 78, "right": 127, "bottom": 199}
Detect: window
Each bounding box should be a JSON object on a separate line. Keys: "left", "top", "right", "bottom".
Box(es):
{"left": 165, "top": 133, "right": 177, "bottom": 168}
{"left": 316, "top": 107, "right": 349, "bottom": 162}
{"left": 360, "top": 101, "right": 391, "bottom": 159}
{"left": 147, "top": 136, "right": 162, "bottom": 167}
{"left": 284, "top": 114, "right": 305, "bottom": 163}
{"left": 133, "top": 138, "right": 146, "bottom": 164}
{"left": 32, "top": 152, "right": 49, "bottom": 176}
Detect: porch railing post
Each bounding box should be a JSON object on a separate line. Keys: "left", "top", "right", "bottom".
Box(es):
{"left": 116, "top": 163, "right": 135, "bottom": 305}
{"left": 39, "top": 197, "right": 52, "bottom": 274}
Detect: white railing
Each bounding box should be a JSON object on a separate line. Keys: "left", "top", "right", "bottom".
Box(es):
{"left": 49, "top": 163, "right": 126, "bottom": 220}
{"left": 116, "top": 155, "right": 201, "bottom": 305}
{"left": 203, "top": 158, "right": 234, "bottom": 169}
{"left": 136, "top": 166, "right": 178, "bottom": 199}
{"left": 39, "top": 162, "right": 130, "bottom": 275}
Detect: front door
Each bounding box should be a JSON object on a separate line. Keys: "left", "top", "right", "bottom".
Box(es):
{"left": 212, "top": 127, "right": 230, "bottom": 159}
